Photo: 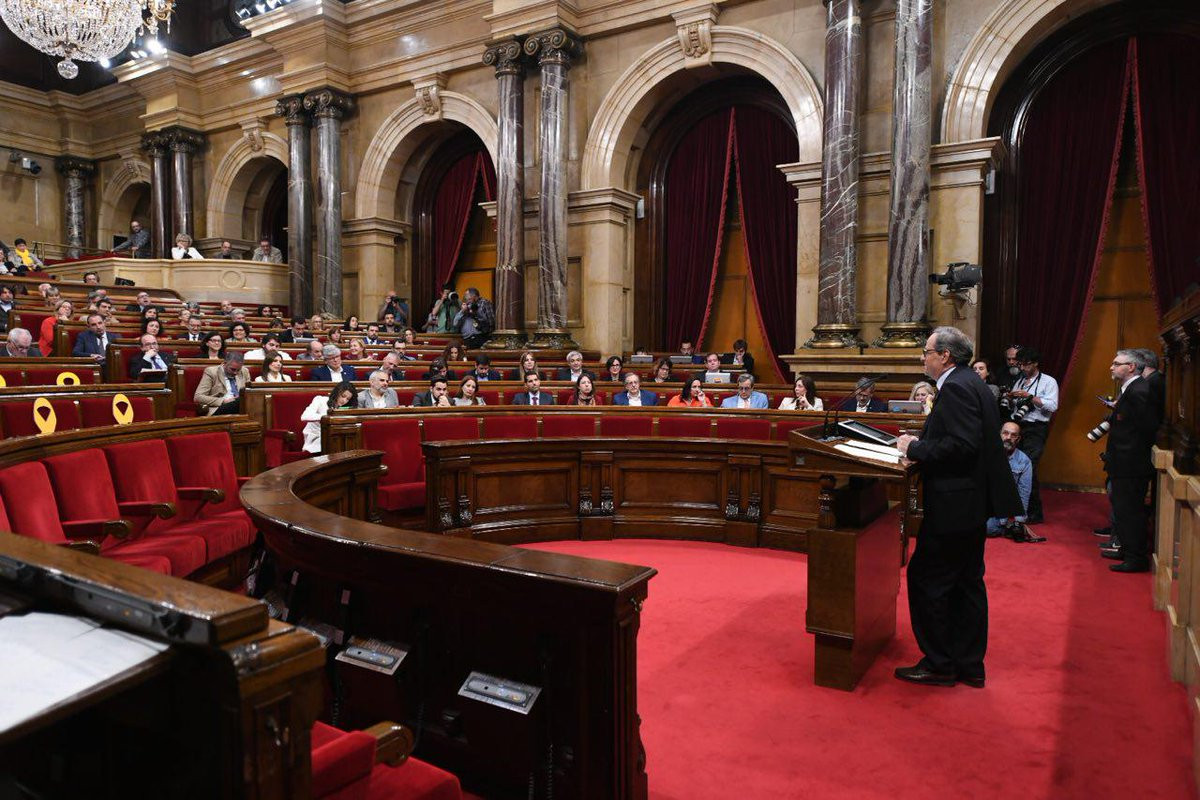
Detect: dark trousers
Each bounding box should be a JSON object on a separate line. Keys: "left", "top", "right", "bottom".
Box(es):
{"left": 463, "top": 333, "right": 490, "bottom": 349}
{"left": 1018, "top": 421, "right": 1049, "bottom": 520}
{"left": 213, "top": 399, "right": 241, "bottom": 416}
{"left": 907, "top": 525, "right": 988, "bottom": 677}
{"left": 1110, "top": 474, "right": 1151, "bottom": 566}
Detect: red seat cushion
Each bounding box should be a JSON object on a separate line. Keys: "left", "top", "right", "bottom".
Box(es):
{"left": 541, "top": 415, "right": 596, "bottom": 438}
{"left": 79, "top": 395, "right": 155, "bottom": 427}
{"left": 0, "top": 398, "right": 80, "bottom": 437}
{"left": 24, "top": 368, "right": 98, "bottom": 385}
{"left": 270, "top": 391, "right": 325, "bottom": 449}
{"left": 376, "top": 482, "right": 426, "bottom": 512}
{"left": 312, "top": 722, "right": 462, "bottom": 800}
{"left": 362, "top": 420, "right": 424, "bottom": 484}
{"left": 109, "top": 552, "right": 173, "bottom": 574}
{"left": 772, "top": 420, "right": 810, "bottom": 440}
{"left": 422, "top": 417, "right": 478, "bottom": 442}
{"left": 0, "top": 369, "right": 21, "bottom": 386}
{"left": 311, "top": 723, "right": 377, "bottom": 798}
{"left": 166, "top": 432, "right": 242, "bottom": 515}
{"left": 477, "top": 390, "right": 500, "bottom": 405}
{"left": 0, "top": 489, "right": 12, "bottom": 531}
{"left": 482, "top": 415, "right": 537, "bottom": 439}
{"left": 326, "top": 760, "right": 463, "bottom": 800}
{"left": 600, "top": 416, "right": 653, "bottom": 437}
{"left": 715, "top": 418, "right": 771, "bottom": 441}
{"left": 395, "top": 389, "right": 417, "bottom": 406}
{"left": 0, "top": 462, "right": 66, "bottom": 543}
{"left": 554, "top": 388, "right": 575, "bottom": 405}
{"left": 656, "top": 416, "right": 712, "bottom": 438}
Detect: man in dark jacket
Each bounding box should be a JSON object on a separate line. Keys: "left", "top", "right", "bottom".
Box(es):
{"left": 895, "top": 326, "right": 1022, "bottom": 688}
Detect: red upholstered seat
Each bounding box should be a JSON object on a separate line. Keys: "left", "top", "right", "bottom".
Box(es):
{"left": 0, "top": 369, "right": 21, "bottom": 386}
{"left": 395, "top": 389, "right": 417, "bottom": 406}
{"left": 311, "top": 721, "right": 462, "bottom": 800}
{"left": 24, "top": 368, "right": 98, "bottom": 385}
{"left": 477, "top": 390, "right": 500, "bottom": 405}
{"left": 78, "top": 395, "right": 155, "bottom": 428}
{"left": 263, "top": 391, "right": 324, "bottom": 467}
{"left": 0, "top": 398, "right": 80, "bottom": 437}
{"left": 715, "top": 418, "right": 771, "bottom": 441}
{"left": 176, "top": 365, "right": 210, "bottom": 416}
{"left": 482, "top": 415, "right": 537, "bottom": 439}
{"left": 363, "top": 419, "right": 424, "bottom": 511}
{"left": 554, "top": 389, "right": 575, "bottom": 405}
{"left": 422, "top": 417, "right": 478, "bottom": 442}
{"left": 541, "top": 415, "right": 596, "bottom": 438}
{"left": 772, "top": 420, "right": 810, "bottom": 440}
{"left": 600, "top": 415, "right": 653, "bottom": 437}
{"left": 657, "top": 416, "right": 713, "bottom": 438}
{"left": 166, "top": 433, "right": 257, "bottom": 549}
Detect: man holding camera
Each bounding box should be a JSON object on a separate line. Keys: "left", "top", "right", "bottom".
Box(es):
{"left": 378, "top": 291, "right": 409, "bottom": 328}
{"left": 424, "top": 284, "right": 461, "bottom": 333}
{"left": 452, "top": 287, "right": 495, "bottom": 349}
{"left": 1005, "top": 346, "right": 1058, "bottom": 524}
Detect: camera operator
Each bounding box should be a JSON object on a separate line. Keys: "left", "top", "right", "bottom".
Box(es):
{"left": 986, "top": 422, "right": 1037, "bottom": 541}
{"left": 424, "top": 283, "right": 461, "bottom": 333}
{"left": 1005, "top": 346, "right": 1058, "bottom": 524}
{"left": 378, "top": 290, "right": 409, "bottom": 329}
{"left": 452, "top": 287, "right": 495, "bottom": 349}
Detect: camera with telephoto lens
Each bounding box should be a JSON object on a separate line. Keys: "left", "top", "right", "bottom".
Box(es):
{"left": 1002, "top": 520, "right": 1046, "bottom": 543}
{"left": 1086, "top": 420, "right": 1111, "bottom": 442}
{"left": 448, "top": 291, "right": 460, "bottom": 304}
{"left": 1008, "top": 396, "right": 1034, "bottom": 422}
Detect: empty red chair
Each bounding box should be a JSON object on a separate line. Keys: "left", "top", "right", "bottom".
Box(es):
{"left": 715, "top": 418, "right": 771, "bottom": 441}
{"left": 773, "top": 420, "right": 810, "bottom": 440}
{"left": 166, "top": 432, "right": 257, "bottom": 543}
{"left": 554, "top": 388, "right": 575, "bottom": 405}
{"left": 541, "top": 415, "right": 596, "bottom": 438}
{"left": 24, "top": 368, "right": 98, "bottom": 385}
{"left": 600, "top": 415, "right": 653, "bottom": 437}
{"left": 394, "top": 389, "right": 417, "bottom": 406}
{"left": 311, "top": 721, "right": 462, "bottom": 800}
{"left": 482, "top": 415, "right": 537, "bottom": 439}
{"left": 78, "top": 395, "right": 155, "bottom": 427}
{"left": 362, "top": 419, "right": 424, "bottom": 511}
{"left": 477, "top": 390, "right": 500, "bottom": 405}
{"left": 0, "top": 369, "right": 21, "bottom": 386}
{"left": 0, "top": 398, "right": 81, "bottom": 437}
{"left": 422, "top": 417, "right": 478, "bottom": 442}
{"left": 657, "top": 416, "right": 712, "bottom": 438}
{"left": 175, "top": 366, "right": 209, "bottom": 416}
{"left": 265, "top": 391, "right": 324, "bottom": 467}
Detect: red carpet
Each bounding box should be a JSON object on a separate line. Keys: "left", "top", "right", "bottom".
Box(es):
{"left": 527, "top": 491, "right": 1194, "bottom": 799}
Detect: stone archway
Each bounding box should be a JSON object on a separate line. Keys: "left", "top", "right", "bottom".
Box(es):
{"left": 98, "top": 158, "right": 151, "bottom": 248}
{"left": 941, "top": 0, "right": 1121, "bottom": 143}
{"left": 205, "top": 131, "right": 289, "bottom": 241}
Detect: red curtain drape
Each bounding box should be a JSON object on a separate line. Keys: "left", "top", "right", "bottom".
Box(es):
{"left": 1013, "top": 38, "right": 1132, "bottom": 381}
{"left": 731, "top": 106, "right": 799, "bottom": 383}
{"left": 664, "top": 109, "right": 735, "bottom": 350}
{"left": 1131, "top": 34, "right": 1200, "bottom": 313}
{"left": 432, "top": 150, "right": 494, "bottom": 293}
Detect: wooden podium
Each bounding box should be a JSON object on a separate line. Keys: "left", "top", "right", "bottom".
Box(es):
{"left": 787, "top": 424, "right": 919, "bottom": 691}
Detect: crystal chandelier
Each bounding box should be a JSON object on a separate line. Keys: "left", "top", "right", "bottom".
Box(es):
{"left": 0, "top": 0, "right": 175, "bottom": 79}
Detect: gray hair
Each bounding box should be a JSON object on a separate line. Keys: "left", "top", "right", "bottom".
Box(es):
{"left": 322, "top": 344, "right": 341, "bottom": 359}
{"left": 738, "top": 372, "right": 755, "bottom": 386}
{"left": 1118, "top": 348, "right": 1145, "bottom": 370}
{"left": 1133, "top": 348, "right": 1159, "bottom": 370}
{"left": 566, "top": 350, "right": 582, "bottom": 361}
{"left": 224, "top": 350, "right": 245, "bottom": 364}
{"left": 369, "top": 370, "right": 388, "bottom": 381}
{"left": 7, "top": 327, "right": 31, "bottom": 345}
{"left": 231, "top": 307, "right": 246, "bottom": 316}
{"left": 931, "top": 326, "right": 974, "bottom": 366}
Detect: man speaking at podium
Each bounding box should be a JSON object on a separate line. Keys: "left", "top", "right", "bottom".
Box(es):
{"left": 894, "top": 326, "right": 1021, "bottom": 689}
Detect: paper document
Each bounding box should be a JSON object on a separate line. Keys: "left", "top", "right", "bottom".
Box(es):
{"left": 834, "top": 442, "right": 902, "bottom": 465}
{"left": 842, "top": 440, "right": 904, "bottom": 458}
{"left": 0, "top": 612, "right": 170, "bottom": 734}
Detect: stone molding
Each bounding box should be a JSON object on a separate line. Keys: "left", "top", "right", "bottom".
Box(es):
{"left": 55, "top": 156, "right": 96, "bottom": 178}
{"left": 412, "top": 74, "right": 448, "bottom": 119}
{"left": 303, "top": 87, "right": 356, "bottom": 120}
{"left": 482, "top": 38, "right": 526, "bottom": 77}
{"left": 672, "top": 4, "right": 719, "bottom": 68}
{"left": 205, "top": 127, "right": 289, "bottom": 237}
{"left": 523, "top": 27, "right": 582, "bottom": 67}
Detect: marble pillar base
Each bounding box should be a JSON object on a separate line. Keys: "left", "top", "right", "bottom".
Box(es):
{"left": 527, "top": 329, "right": 579, "bottom": 350}
{"left": 806, "top": 323, "right": 862, "bottom": 349}
{"left": 483, "top": 330, "right": 529, "bottom": 350}
{"left": 873, "top": 321, "right": 930, "bottom": 348}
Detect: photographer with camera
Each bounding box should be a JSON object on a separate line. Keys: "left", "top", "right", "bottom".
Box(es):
{"left": 452, "top": 287, "right": 495, "bottom": 349}
{"left": 986, "top": 422, "right": 1039, "bottom": 542}
{"left": 1004, "top": 346, "right": 1058, "bottom": 524}
{"left": 424, "top": 283, "right": 461, "bottom": 333}
{"left": 378, "top": 290, "right": 409, "bottom": 329}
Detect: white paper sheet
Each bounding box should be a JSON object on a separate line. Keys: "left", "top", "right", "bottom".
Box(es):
{"left": 834, "top": 442, "right": 902, "bottom": 465}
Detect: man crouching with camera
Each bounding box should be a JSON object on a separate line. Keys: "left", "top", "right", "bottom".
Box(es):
{"left": 1003, "top": 346, "right": 1058, "bottom": 524}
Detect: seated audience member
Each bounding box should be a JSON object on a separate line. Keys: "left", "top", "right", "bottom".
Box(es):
{"left": 180, "top": 316, "right": 204, "bottom": 343}
{"left": 700, "top": 352, "right": 729, "bottom": 382}
{"left": 342, "top": 315, "right": 361, "bottom": 332}
{"left": 379, "top": 312, "right": 401, "bottom": 334}
{"left": 279, "top": 316, "right": 309, "bottom": 343}
{"left": 361, "top": 323, "right": 383, "bottom": 346}
{"left": 41, "top": 286, "right": 61, "bottom": 309}
{"left": 720, "top": 374, "right": 768, "bottom": 409}
{"left": 614, "top": 373, "right": 657, "bottom": 407}
{"left": 517, "top": 351, "right": 539, "bottom": 382}
{"left": 569, "top": 373, "right": 599, "bottom": 406}
{"left": 910, "top": 381, "right": 937, "bottom": 413}
{"left": 252, "top": 236, "right": 284, "bottom": 264}
{"left": 412, "top": 376, "right": 452, "bottom": 408}
{"left": 255, "top": 352, "right": 293, "bottom": 383}
{"left": 140, "top": 318, "right": 164, "bottom": 338}
{"left": 468, "top": 353, "right": 501, "bottom": 381}
{"left": 124, "top": 291, "right": 159, "bottom": 315}
{"left": 986, "top": 422, "right": 1033, "bottom": 538}
{"left": 379, "top": 291, "right": 409, "bottom": 328}
{"left": 0, "top": 285, "right": 14, "bottom": 332}
{"left": 244, "top": 334, "right": 291, "bottom": 362}
{"left": 228, "top": 322, "right": 256, "bottom": 343}
{"left": 230, "top": 307, "right": 248, "bottom": 324}
{"left": 257, "top": 304, "right": 279, "bottom": 319}
{"left": 425, "top": 284, "right": 461, "bottom": 333}
{"left": 10, "top": 238, "right": 44, "bottom": 272}
{"left": 512, "top": 371, "right": 555, "bottom": 406}
{"left": 72, "top": 314, "right": 117, "bottom": 363}
{"left": 973, "top": 359, "right": 1002, "bottom": 400}
{"left": 95, "top": 298, "right": 122, "bottom": 325}
{"left": 112, "top": 219, "right": 150, "bottom": 258}
{"left": 309, "top": 314, "right": 326, "bottom": 334}
{"left": 215, "top": 240, "right": 239, "bottom": 259}
{"left": 327, "top": 328, "right": 344, "bottom": 345}
{"left": 452, "top": 287, "right": 494, "bottom": 348}
{"left": 378, "top": 353, "right": 406, "bottom": 382}
{"left": 310, "top": 344, "right": 358, "bottom": 382}
{"left": 443, "top": 342, "right": 467, "bottom": 364}
{"left": 454, "top": 375, "right": 486, "bottom": 406}
{"left": 679, "top": 340, "right": 704, "bottom": 364}
{"left": 39, "top": 299, "right": 73, "bottom": 355}
{"left": 347, "top": 337, "right": 368, "bottom": 360}
{"left": 650, "top": 358, "right": 674, "bottom": 384}
{"left": 401, "top": 327, "right": 417, "bottom": 346}
{"left": 390, "top": 340, "right": 418, "bottom": 362}
{"left": 668, "top": 376, "right": 713, "bottom": 408}
{"left": 171, "top": 233, "right": 203, "bottom": 259}
{"left": 721, "top": 339, "right": 756, "bottom": 377}
{"left": 358, "top": 370, "right": 400, "bottom": 409}
{"left": 198, "top": 332, "right": 226, "bottom": 360}
{"left": 422, "top": 356, "right": 456, "bottom": 382}
{"left": 302, "top": 381, "right": 358, "bottom": 452}
{"left": 5, "top": 327, "right": 42, "bottom": 357}
{"left": 219, "top": 300, "right": 234, "bottom": 317}
{"left": 194, "top": 351, "right": 250, "bottom": 416}
{"left": 779, "top": 374, "right": 823, "bottom": 411}
{"left": 556, "top": 351, "right": 586, "bottom": 382}
{"left": 839, "top": 377, "right": 887, "bottom": 412}
{"left": 83, "top": 270, "right": 100, "bottom": 284}
{"left": 603, "top": 355, "right": 625, "bottom": 383}
{"left": 297, "top": 339, "right": 325, "bottom": 361}
{"left": 129, "top": 334, "right": 175, "bottom": 382}
{"left": 142, "top": 307, "right": 160, "bottom": 323}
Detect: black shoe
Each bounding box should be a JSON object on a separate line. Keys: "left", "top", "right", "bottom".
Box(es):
{"left": 1093, "top": 526, "right": 1113, "bottom": 537}
{"left": 894, "top": 665, "right": 956, "bottom": 687}
{"left": 1098, "top": 536, "right": 1119, "bottom": 548}
{"left": 1110, "top": 561, "right": 1149, "bottom": 573}
{"left": 1025, "top": 515, "right": 1044, "bottom": 525}
{"left": 957, "top": 674, "right": 986, "bottom": 689}
{"left": 1100, "top": 547, "right": 1124, "bottom": 560}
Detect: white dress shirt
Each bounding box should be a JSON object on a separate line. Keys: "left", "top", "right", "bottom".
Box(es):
{"left": 626, "top": 392, "right": 643, "bottom": 407}
{"left": 1012, "top": 369, "right": 1058, "bottom": 422}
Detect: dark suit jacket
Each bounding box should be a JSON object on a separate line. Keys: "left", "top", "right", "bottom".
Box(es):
{"left": 411, "top": 390, "right": 448, "bottom": 407}
{"left": 278, "top": 330, "right": 311, "bottom": 344}
{"left": 512, "top": 392, "right": 556, "bottom": 406}
{"left": 613, "top": 390, "right": 658, "bottom": 406}
{"left": 309, "top": 364, "right": 359, "bottom": 382}
{"left": 1143, "top": 370, "right": 1165, "bottom": 422}
{"left": 468, "top": 368, "right": 503, "bottom": 381}
{"left": 421, "top": 369, "right": 457, "bottom": 381}
{"left": 72, "top": 330, "right": 119, "bottom": 360}
{"left": 720, "top": 353, "right": 755, "bottom": 377}
{"left": 129, "top": 351, "right": 176, "bottom": 382}
{"left": 906, "top": 366, "right": 1022, "bottom": 535}
{"left": 555, "top": 367, "right": 584, "bottom": 381}
{"left": 1104, "top": 377, "right": 1159, "bottom": 479}
{"left": 837, "top": 396, "right": 887, "bottom": 413}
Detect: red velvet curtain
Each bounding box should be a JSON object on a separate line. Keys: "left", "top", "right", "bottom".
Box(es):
{"left": 731, "top": 106, "right": 799, "bottom": 383}
{"left": 664, "top": 109, "right": 735, "bottom": 350}
{"left": 1132, "top": 34, "right": 1200, "bottom": 313}
{"left": 1014, "top": 38, "right": 1132, "bottom": 381}
{"left": 432, "top": 150, "right": 494, "bottom": 293}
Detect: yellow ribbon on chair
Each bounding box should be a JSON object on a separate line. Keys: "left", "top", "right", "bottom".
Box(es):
{"left": 112, "top": 393, "right": 135, "bottom": 425}
{"left": 56, "top": 371, "right": 81, "bottom": 386}
{"left": 33, "top": 397, "right": 56, "bottom": 434}
{"left": 0, "top": 373, "right": 7, "bottom": 388}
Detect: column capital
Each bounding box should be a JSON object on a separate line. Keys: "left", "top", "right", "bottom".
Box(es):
{"left": 303, "top": 87, "right": 355, "bottom": 121}
{"left": 483, "top": 37, "right": 526, "bottom": 77}
{"left": 275, "top": 93, "right": 311, "bottom": 126}
{"left": 164, "top": 127, "right": 206, "bottom": 154}
{"left": 55, "top": 156, "right": 95, "bottom": 178}
{"left": 140, "top": 131, "right": 170, "bottom": 156}
{"left": 523, "top": 28, "right": 582, "bottom": 67}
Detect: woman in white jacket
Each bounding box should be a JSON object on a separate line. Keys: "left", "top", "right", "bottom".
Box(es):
{"left": 301, "top": 381, "right": 358, "bottom": 453}
{"left": 778, "top": 374, "right": 823, "bottom": 411}
{"left": 171, "top": 233, "right": 203, "bottom": 260}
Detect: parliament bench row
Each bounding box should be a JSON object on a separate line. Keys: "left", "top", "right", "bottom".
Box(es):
{"left": 0, "top": 386, "right": 166, "bottom": 437}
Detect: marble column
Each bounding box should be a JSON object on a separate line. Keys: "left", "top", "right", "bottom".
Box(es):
{"left": 482, "top": 38, "right": 528, "bottom": 349}
{"left": 303, "top": 88, "right": 355, "bottom": 318}
{"left": 55, "top": 157, "right": 94, "bottom": 259}
{"left": 807, "top": 0, "right": 864, "bottom": 349}
{"left": 876, "top": 0, "right": 933, "bottom": 348}
{"left": 524, "top": 28, "right": 581, "bottom": 350}
{"left": 276, "top": 94, "right": 315, "bottom": 316}
{"left": 166, "top": 127, "right": 204, "bottom": 241}
{"left": 141, "top": 132, "right": 171, "bottom": 259}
